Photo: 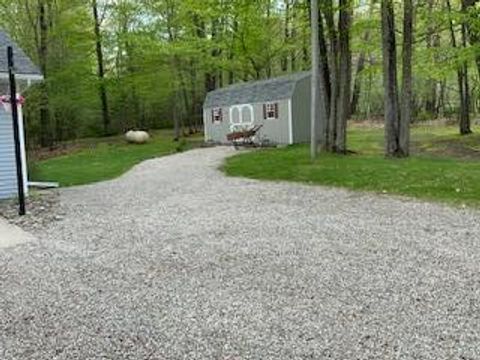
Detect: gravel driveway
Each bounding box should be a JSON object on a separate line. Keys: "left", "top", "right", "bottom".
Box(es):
{"left": 1, "top": 147, "right": 480, "bottom": 359}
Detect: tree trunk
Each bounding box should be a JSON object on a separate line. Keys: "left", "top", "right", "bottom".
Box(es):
{"left": 173, "top": 91, "right": 180, "bottom": 141}
{"left": 310, "top": 0, "right": 320, "bottom": 159}
{"left": 381, "top": 0, "right": 400, "bottom": 156}
{"left": 351, "top": 1, "right": 374, "bottom": 117}
{"left": 424, "top": 0, "right": 438, "bottom": 117}
{"left": 399, "top": 0, "right": 413, "bottom": 156}
{"left": 229, "top": 19, "right": 237, "bottom": 84}
{"left": 334, "top": 0, "right": 351, "bottom": 154}
{"left": 438, "top": 80, "right": 447, "bottom": 117}
{"left": 290, "top": 1, "right": 297, "bottom": 71}
{"left": 190, "top": 60, "right": 199, "bottom": 133}
{"left": 92, "top": 0, "right": 111, "bottom": 136}
{"left": 228, "top": 21, "right": 236, "bottom": 85}
{"left": 350, "top": 49, "right": 366, "bottom": 117}
{"left": 463, "top": 0, "right": 480, "bottom": 79}
{"left": 281, "top": 0, "right": 290, "bottom": 72}
{"left": 324, "top": 0, "right": 338, "bottom": 150}
{"left": 447, "top": 0, "right": 472, "bottom": 135}
{"left": 318, "top": 9, "right": 331, "bottom": 116}
{"left": 460, "top": 16, "right": 472, "bottom": 135}
{"left": 38, "top": 0, "right": 51, "bottom": 147}
{"left": 303, "top": 1, "right": 312, "bottom": 70}
{"left": 205, "top": 20, "right": 218, "bottom": 92}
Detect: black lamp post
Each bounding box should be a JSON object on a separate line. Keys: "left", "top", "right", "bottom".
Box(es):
{"left": 7, "top": 46, "right": 26, "bottom": 216}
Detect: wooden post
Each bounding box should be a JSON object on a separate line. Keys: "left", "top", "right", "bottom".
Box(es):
{"left": 7, "top": 46, "right": 26, "bottom": 216}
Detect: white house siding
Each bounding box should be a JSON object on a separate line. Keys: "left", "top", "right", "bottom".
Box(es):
{"left": 0, "top": 107, "right": 28, "bottom": 200}
{"left": 0, "top": 108, "right": 18, "bottom": 199}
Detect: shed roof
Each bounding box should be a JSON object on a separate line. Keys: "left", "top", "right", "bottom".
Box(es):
{"left": 204, "top": 71, "right": 310, "bottom": 108}
{"left": 0, "top": 30, "right": 42, "bottom": 76}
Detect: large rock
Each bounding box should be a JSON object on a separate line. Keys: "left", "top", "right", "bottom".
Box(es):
{"left": 125, "top": 130, "right": 150, "bottom": 144}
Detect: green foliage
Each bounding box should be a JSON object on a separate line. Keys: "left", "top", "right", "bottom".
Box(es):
{"left": 0, "top": 0, "right": 479, "bottom": 145}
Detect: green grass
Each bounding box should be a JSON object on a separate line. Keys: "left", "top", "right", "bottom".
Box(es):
{"left": 223, "top": 126, "right": 480, "bottom": 207}
{"left": 30, "top": 130, "right": 202, "bottom": 187}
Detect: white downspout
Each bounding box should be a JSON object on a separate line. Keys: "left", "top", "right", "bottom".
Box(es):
{"left": 288, "top": 99, "right": 293, "bottom": 145}
{"left": 17, "top": 102, "right": 28, "bottom": 196}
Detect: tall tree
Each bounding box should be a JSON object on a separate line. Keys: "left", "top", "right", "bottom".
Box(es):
{"left": 281, "top": 0, "right": 290, "bottom": 72}
{"left": 350, "top": 32, "right": 369, "bottom": 116}
{"left": 381, "top": 0, "right": 399, "bottom": 156}
{"left": 424, "top": 0, "right": 440, "bottom": 117}
{"left": 381, "top": 0, "right": 414, "bottom": 157}
{"left": 463, "top": 0, "right": 480, "bottom": 78}
{"left": 92, "top": 0, "right": 111, "bottom": 135}
{"left": 0, "top": 0, "right": 477, "bottom": 148}
{"left": 38, "top": 0, "right": 51, "bottom": 147}
{"left": 310, "top": 0, "right": 320, "bottom": 159}
{"left": 350, "top": 0, "right": 374, "bottom": 117}
{"left": 400, "top": 0, "right": 413, "bottom": 156}
{"left": 335, "top": 0, "right": 352, "bottom": 153}
{"left": 310, "top": 0, "right": 352, "bottom": 153}
{"left": 447, "top": 0, "right": 472, "bottom": 135}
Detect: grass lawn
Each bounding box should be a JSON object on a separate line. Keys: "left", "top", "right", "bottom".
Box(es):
{"left": 223, "top": 125, "right": 480, "bottom": 207}
{"left": 30, "top": 130, "right": 203, "bottom": 187}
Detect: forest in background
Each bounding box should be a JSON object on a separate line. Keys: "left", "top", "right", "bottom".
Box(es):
{"left": 0, "top": 0, "right": 479, "bottom": 149}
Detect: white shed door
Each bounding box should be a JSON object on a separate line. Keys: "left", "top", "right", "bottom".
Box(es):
{"left": 230, "top": 104, "right": 254, "bottom": 132}
{"left": 231, "top": 107, "right": 240, "bottom": 125}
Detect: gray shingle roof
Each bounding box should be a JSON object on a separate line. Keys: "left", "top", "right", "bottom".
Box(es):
{"left": 204, "top": 72, "right": 310, "bottom": 108}
{"left": 0, "top": 30, "right": 42, "bottom": 76}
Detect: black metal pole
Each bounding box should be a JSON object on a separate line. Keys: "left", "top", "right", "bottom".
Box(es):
{"left": 7, "top": 46, "right": 26, "bottom": 216}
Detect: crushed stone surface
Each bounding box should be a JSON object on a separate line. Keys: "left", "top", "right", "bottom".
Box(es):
{"left": 1, "top": 147, "right": 480, "bottom": 359}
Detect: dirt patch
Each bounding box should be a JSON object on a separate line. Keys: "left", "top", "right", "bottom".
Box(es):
{"left": 0, "top": 190, "right": 64, "bottom": 233}
{"left": 350, "top": 118, "right": 385, "bottom": 128}
{"left": 351, "top": 118, "right": 459, "bottom": 129}
{"left": 29, "top": 138, "right": 124, "bottom": 162}
{"left": 427, "top": 143, "right": 480, "bottom": 160}
{"left": 414, "top": 134, "right": 480, "bottom": 160}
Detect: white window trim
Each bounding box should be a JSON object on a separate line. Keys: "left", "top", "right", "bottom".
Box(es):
{"left": 265, "top": 102, "right": 278, "bottom": 120}
{"left": 229, "top": 104, "right": 254, "bottom": 132}
{"left": 212, "top": 107, "right": 223, "bottom": 124}
{"left": 230, "top": 106, "right": 241, "bottom": 125}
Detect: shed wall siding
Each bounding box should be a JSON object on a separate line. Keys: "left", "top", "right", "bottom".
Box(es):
{"left": 291, "top": 76, "right": 311, "bottom": 143}
{"left": 254, "top": 101, "right": 290, "bottom": 144}
{"left": 0, "top": 108, "right": 17, "bottom": 199}
{"left": 204, "top": 106, "right": 232, "bottom": 143}
{"left": 204, "top": 101, "right": 290, "bottom": 144}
